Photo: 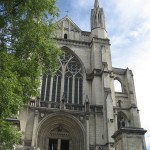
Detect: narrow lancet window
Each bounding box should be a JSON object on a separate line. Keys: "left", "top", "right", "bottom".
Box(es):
{"left": 64, "top": 34, "right": 67, "bottom": 39}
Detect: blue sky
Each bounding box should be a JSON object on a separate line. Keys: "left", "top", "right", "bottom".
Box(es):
{"left": 56, "top": 0, "right": 150, "bottom": 149}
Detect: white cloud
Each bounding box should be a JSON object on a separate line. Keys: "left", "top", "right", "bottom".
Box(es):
{"left": 72, "top": 0, "right": 93, "bottom": 8}
{"left": 105, "top": 0, "right": 150, "bottom": 148}
{"left": 128, "top": 48, "right": 150, "bottom": 149}
{"left": 80, "top": 0, "right": 150, "bottom": 147}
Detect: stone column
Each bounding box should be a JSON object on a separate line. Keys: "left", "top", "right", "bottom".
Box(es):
{"left": 122, "top": 134, "right": 127, "bottom": 150}
{"left": 32, "top": 110, "right": 39, "bottom": 147}
{"left": 57, "top": 139, "right": 61, "bottom": 150}
{"left": 86, "top": 115, "right": 90, "bottom": 150}
{"left": 114, "top": 110, "right": 118, "bottom": 132}
{"left": 69, "top": 140, "right": 72, "bottom": 150}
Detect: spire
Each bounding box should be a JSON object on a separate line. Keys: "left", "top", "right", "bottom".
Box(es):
{"left": 91, "top": 0, "right": 107, "bottom": 38}
{"left": 94, "top": 0, "right": 99, "bottom": 8}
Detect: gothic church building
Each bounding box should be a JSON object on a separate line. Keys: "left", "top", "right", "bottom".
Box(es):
{"left": 18, "top": 0, "right": 147, "bottom": 150}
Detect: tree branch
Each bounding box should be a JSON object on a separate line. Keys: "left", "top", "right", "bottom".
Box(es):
{"left": 0, "top": 0, "right": 25, "bottom": 13}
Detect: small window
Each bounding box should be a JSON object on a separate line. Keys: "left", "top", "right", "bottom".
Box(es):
{"left": 64, "top": 34, "right": 67, "bottom": 39}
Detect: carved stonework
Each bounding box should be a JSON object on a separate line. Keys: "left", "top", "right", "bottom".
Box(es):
{"left": 90, "top": 145, "right": 108, "bottom": 150}
{"left": 86, "top": 69, "right": 103, "bottom": 80}
{"left": 86, "top": 72, "right": 94, "bottom": 80}
{"left": 79, "top": 115, "right": 84, "bottom": 122}
{"left": 93, "top": 69, "right": 102, "bottom": 76}
{"left": 71, "top": 114, "right": 85, "bottom": 124}
{"left": 97, "top": 145, "right": 108, "bottom": 150}
{"left": 40, "top": 113, "right": 45, "bottom": 118}
{"left": 49, "top": 131, "right": 70, "bottom": 139}
{"left": 48, "top": 125, "right": 70, "bottom": 139}
{"left": 90, "top": 145, "right": 95, "bottom": 150}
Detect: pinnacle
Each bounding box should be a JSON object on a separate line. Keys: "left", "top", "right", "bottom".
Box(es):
{"left": 94, "top": 0, "right": 99, "bottom": 8}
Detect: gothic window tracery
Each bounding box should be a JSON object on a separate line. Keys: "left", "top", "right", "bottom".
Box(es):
{"left": 40, "top": 50, "right": 83, "bottom": 104}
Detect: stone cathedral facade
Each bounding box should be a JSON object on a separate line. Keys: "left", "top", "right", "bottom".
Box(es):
{"left": 17, "top": 0, "right": 147, "bottom": 150}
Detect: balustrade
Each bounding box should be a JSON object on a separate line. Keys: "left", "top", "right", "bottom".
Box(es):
{"left": 28, "top": 100, "right": 85, "bottom": 111}
{"left": 28, "top": 100, "right": 103, "bottom": 113}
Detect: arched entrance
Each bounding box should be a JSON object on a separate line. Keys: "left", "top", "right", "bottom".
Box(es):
{"left": 36, "top": 113, "right": 85, "bottom": 150}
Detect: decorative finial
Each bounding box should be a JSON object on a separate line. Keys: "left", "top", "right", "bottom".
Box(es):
{"left": 65, "top": 10, "right": 69, "bottom": 16}
{"left": 85, "top": 95, "right": 89, "bottom": 104}
{"left": 94, "top": 0, "right": 99, "bottom": 8}
{"left": 85, "top": 95, "right": 90, "bottom": 113}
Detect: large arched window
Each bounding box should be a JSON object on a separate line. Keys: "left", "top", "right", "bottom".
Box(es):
{"left": 40, "top": 50, "right": 83, "bottom": 104}
{"left": 114, "top": 79, "right": 122, "bottom": 92}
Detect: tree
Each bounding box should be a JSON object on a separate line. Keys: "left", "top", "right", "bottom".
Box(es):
{"left": 0, "top": 0, "right": 61, "bottom": 148}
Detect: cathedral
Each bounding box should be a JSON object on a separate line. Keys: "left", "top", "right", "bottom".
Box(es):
{"left": 17, "top": 0, "right": 147, "bottom": 150}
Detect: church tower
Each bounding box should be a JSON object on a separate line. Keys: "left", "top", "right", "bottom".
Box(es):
{"left": 16, "top": 0, "right": 147, "bottom": 150}
{"left": 91, "top": 0, "right": 107, "bottom": 38}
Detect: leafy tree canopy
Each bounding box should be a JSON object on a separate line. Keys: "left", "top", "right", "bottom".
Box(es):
{"left": 0, "top": 0, "right": 61, "bottom": 148}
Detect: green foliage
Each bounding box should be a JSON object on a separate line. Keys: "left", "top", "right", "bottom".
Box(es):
{"left": 0, "top": 0, "right": 61, "bottom": 147}
{"left": 0, "top": 120, "right": 21, "bottom": 148}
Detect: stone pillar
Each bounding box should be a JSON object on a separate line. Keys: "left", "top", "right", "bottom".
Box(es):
{"left": 86, "top": 115, "right": 90, "bottom": 150}
{"left": 69, "top": 140, "right": 72, "bottom": 150}
{"left": 114, "top": 110, "right": 118, "bottom": 132}
{"left": 57, "top": 139, "right": 61, "bottom": 150}
{"left": 122, "top": 134, "right": 128, "bottom": 150}
{"left": 32, "top": 110, "right": 39, "bottom": 147}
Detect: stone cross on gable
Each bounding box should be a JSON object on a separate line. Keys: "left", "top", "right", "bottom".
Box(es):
{"left": 65, "top": 10, "right": 69, "bottom": 16}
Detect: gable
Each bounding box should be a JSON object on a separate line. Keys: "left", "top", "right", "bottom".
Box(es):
{"left": 56, "top": 16, "right": 81, "bottom": 33}
{"left": 55, "top": 16, "right": 90, "bottom": 42}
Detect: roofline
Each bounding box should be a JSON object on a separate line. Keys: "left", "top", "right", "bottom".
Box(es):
{"left": 56, "top": 16, "right": 82, "bottom": 32}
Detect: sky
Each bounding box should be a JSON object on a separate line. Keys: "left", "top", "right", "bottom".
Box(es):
{"left": 56, "top": 0, "right": 150, "bottom": 149}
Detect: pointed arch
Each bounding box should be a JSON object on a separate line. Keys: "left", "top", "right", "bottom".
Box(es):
{"left": 35, "top": 113, "right": 85, "bottom": 150}
{"left": 64, "top": 33, "right": 68, "bottom": 39}
{"left": 40, "top": 46, "right": 84, "bottom": 104}
{"left": 61, "top": 46, "right": 85, "bottom": 73}
{"left": 114, "top": 78, "right": 123, "bottom": 92}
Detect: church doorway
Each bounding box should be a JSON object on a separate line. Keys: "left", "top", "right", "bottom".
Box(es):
{"left": 36, "top": 113, "right": 85, "bottom": 150}
{"left": 61, "top": 140, "right": 69, "bottom": 150}
{"left": 49, "top": 139, "right": 69, "bottom": 150}
{"left": 49, "top": 139, "right": 57, "bottom": 150}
